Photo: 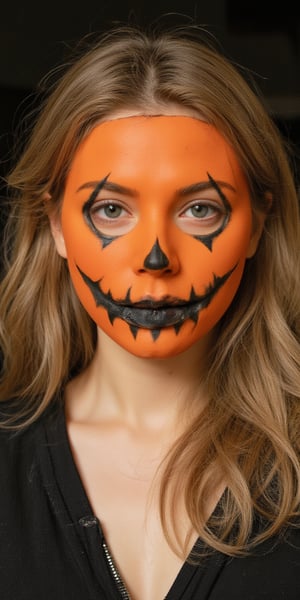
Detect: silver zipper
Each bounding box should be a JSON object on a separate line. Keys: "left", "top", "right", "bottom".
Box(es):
{"left": 102, "top": 540, "right": 132, "bottom": 599}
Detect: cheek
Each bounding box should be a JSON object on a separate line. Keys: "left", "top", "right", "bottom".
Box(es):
{"left": 61, "top": 206, "right": 137, "bottom": 279}
{"left": 180, "top": 212, "right": 252, "bottom": 293}
{"left": 61, "top": 211, "right": 104, "bottom": 277}
{"left": 206, "top": 205, "right": 253, "bottom": 270}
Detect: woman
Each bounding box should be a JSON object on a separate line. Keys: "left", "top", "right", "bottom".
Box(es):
{"left": 0, "top": 24, "right": 299, "bottom": 600}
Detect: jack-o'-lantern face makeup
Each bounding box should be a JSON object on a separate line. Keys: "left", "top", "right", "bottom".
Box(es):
{"left": 52, "top": 116, "right": 262, "bottom": 358}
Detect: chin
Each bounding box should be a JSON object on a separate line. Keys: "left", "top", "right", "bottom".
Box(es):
{"left": 103, "top": 320, "right": 212, "bottom": 359}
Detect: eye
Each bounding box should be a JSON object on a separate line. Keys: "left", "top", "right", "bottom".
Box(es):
{"left": 89, "top": 200, "right": 137, "bottom": 236}
{"left": 96, "top": 202, "right": 125, "bottom": 219}
{"left": 185, "top": 204, "right": 217, "bottom": 218}
{"left": 176, "top": 200, "right": 226, "bottom": 236}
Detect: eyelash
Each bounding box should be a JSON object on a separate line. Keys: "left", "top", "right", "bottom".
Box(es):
{"left": 90, "top": 199, "right": 223, "bottom": 215}
{"left": 179, "top": 200, "right": 224, "bottom": 219}
{"left": 90, "top": 200, "right": 131, "bottom": 218}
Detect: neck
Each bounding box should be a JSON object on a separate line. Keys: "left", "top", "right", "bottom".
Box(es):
{"left": 66, "top": 329, "right": 212, "bottom": 433}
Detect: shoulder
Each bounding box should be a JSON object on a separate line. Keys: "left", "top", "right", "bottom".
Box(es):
{"left": 0, "top": 399, "right": 63, "bottom": 475}
{"left": 210, "top": 524, "right": 300, "bottom": 599}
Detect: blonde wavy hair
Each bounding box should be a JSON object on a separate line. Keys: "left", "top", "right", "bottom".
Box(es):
{"left": 0, "top": 24, "right": 299, "bottom": 557}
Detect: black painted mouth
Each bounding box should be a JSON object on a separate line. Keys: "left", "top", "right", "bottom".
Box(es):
{"left": 77, "top": 264, "right": 237, "bottom": 339}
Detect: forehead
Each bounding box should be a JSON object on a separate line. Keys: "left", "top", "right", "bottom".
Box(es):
{"left": 66, "top": 116, "right": 246, "bottom": 190}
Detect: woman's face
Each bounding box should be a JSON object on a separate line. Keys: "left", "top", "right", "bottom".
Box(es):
{"left": 51, "top": 115, "right": 263, "bottom": 358}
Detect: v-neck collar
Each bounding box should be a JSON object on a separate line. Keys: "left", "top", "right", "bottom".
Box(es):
{"left": 42, "top": 401, "right": 228, "bottom": 599}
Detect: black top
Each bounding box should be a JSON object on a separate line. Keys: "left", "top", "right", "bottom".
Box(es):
{"left": 0, "top": 400, "right": 300, "bottom": 600}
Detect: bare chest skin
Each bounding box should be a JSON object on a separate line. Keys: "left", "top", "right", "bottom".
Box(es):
{"left": 63, "top": 330, "right": 223, "bottom": 599}
{"left": 66, "top": 418, "right": 202, "bottom": 600}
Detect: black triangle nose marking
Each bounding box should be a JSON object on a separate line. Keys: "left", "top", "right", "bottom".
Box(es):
{"left": 143, "top": 239, "right": 170, "bottom": 270}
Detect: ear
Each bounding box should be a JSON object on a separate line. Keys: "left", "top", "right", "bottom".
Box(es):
{"left": 48, "top": 210, "right": 68, "bottom": 259}
{"left": 246, "top": 194, "right": 272, "bottom": 258}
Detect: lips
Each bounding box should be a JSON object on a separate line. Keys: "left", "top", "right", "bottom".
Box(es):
{"left": 122, "top": 303, "right": 195, "bottom": 328}
{"left": 76, "top": 264, "right": 237, "bottom": 338}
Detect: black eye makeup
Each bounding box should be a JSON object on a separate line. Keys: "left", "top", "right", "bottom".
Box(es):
{"left": 82, "top": 174, "right": 123, "bottom": 247}
{"left": 82, "top": 172, "right": 232, "bottom": 251}
{"left": 176, "top": 172, "right": 232, "bottom": 251}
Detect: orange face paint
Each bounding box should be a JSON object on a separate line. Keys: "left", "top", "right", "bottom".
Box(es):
{"left": 60, "top": 116, "right": 255, "bottom": 358}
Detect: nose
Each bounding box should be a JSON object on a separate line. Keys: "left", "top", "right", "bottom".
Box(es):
{"left": 144, "top": 239, "right": 169, "bottom": 270}
{"left": 138, "top": 238, "right": 179, "bottom": 275}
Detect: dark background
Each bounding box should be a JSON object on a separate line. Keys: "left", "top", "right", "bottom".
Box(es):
{"left": 0, "top": 0, "right": 300, "bottom": 188}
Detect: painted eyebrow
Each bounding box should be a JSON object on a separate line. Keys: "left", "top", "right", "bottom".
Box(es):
{"left": 178, "top": 179, "right": 236, "bottom": 197}
{"left": 76, "top": 180, "right": 138, "bottom": 196}
{"left": 77, "top": 175, "right": 236, "bottom": 199}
